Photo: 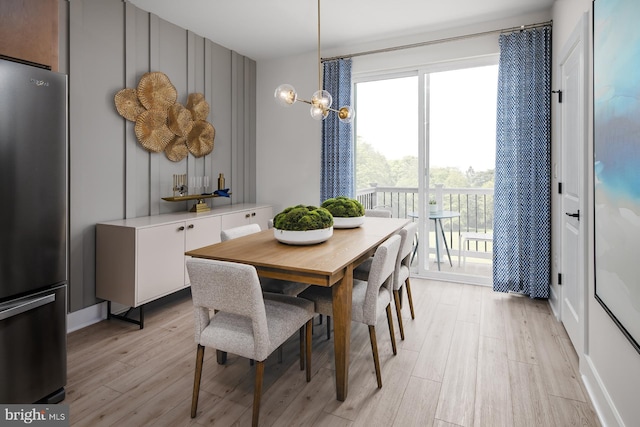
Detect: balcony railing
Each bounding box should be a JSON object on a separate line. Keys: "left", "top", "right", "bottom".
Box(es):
{"left": 356, "top": 185, "right": 494, "bottom": 261}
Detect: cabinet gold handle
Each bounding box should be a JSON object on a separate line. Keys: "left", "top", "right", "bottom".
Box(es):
{"left": 245, "top": 213, "right": 251, "bottom": 218}
{"left": 251, "top": 212, "right": 256, "bottom": 217}
{"left": 178, "top": 226, "right": 185, "bottom": 231}
{"left": 188, "top": 224, "right": 195, "bottom": 229}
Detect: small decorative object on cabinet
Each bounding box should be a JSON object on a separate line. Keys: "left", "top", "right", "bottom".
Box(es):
{"left": 272, "top": 205, "right": 333, "bottom": 245}
{"left": 321, "top": 196, "right": 365, "bottom": 228}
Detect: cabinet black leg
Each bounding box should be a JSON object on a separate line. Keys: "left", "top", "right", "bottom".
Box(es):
{"left": 107, "top": 301, "right": 144, "bottom": 329}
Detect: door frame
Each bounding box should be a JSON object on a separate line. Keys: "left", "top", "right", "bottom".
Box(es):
{"left": 554, "top": 13, "right": 590, "bottom": 354}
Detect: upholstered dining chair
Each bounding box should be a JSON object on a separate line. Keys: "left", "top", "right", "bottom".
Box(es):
{"left": 299, "top": 234, "right": 401, "bottom": 388}
{"left": 318, "top": 207, "right": 393, "bottom": 339}
{"left": 365, "top": 208, "right": 392, "bottom": 218}
{"left": 186, "top": 258, "right": 314, "bottom": 427}
{"left": 220, "top": 224, "right": 309, "bottom": 296}
{"left": 354, "top": 222, "right": 417, "bottom": 340}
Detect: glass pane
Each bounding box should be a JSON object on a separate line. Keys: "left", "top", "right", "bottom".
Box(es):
{"left": 355, "top": 76, "right": 419, "bottom": 218}
{"left": 428, "top": 65, "right": 498, "bottom": 277}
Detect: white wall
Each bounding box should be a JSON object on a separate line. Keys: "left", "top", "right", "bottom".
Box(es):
{"left": 552, "top": 1, "right": 640, "bottom": 426}
{"left": 256, "top": 11, "right": 550, "bottom": 214}
{"left": 257, "top": 52, "right": 323, "bottom": 213}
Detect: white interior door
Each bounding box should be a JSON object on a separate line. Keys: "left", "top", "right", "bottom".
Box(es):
{"left": 559, "top": 15, "right": 588, "bottom": 356}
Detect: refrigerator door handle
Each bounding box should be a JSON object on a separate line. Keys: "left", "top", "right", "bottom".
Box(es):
{"left": 0, "top": 294, "right": 56, "bottom": 321}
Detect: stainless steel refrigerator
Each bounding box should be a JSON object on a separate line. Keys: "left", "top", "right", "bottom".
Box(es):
{"left": 0, "top": 57, "right": 67, "bottom": 404}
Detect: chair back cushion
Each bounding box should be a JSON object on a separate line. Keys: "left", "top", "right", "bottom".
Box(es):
{"left": 365, "top": 208, "right": 392, "bottom": 218}
{"left": 220, "top": 223, "right": 261, "bottom": 241}
{"left": 394, "top": 222, "right": 417, "bottom": 290}
{"left": 363, "top": 234, "right": 401, "bottom": 322}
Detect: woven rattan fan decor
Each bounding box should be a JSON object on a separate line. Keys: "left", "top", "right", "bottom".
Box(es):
{"left": 136, "top": 72, "right": 177, "bottom": 110}
{"left": 114, "top": 88, "right": 145, "bottom": 122}
{"left": 164, "top": 136, "right": 189, "bottom": 162}
{"left": 186, "top": 92, "right": 210, "bottom": 121}
{"left": 167, "top": 103, "right": 194, "bottom": 137}
{"left": 134, "top": 109, "right": 174, "bottom": 153}
{"left": 187, "top": 120, "right": 215, "bottom": 157}
{"left": 114, "top": 72, "right": 215, "bottom": 161}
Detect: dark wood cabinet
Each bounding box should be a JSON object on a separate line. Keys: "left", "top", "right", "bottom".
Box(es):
{"left": 0, "top": 0, "right": 59, "bottom": 70}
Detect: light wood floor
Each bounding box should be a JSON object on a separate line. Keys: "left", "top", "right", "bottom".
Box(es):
{"left": 66, "top": 279, "right": 601, "bottom": 426}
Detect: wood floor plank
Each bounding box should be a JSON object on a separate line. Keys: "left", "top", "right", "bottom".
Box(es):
{"left": 192, "top": 390, "right": 249, "bottom": 426}
{"left": 351, "top": 349, "right": 417, "bottom": 427}
{"left": 473, "top": 335, "right": 513, "bottom": 427}
{"left": 65, "top": 359, "right": 134, "bottom": 404}
{"left": 411, "top": 303, "right": 457, "bottom": 382}
{"left": 527, "top": 310, "right": 586, "bottom": 402}
{"left": 503, "top": 295, "right": 537, "bottom": 364}
{"left": 435, "top": 320, "right": 480, "bottom": 427}
{"left": 392, "top": 376, "right": 441, "bottom": 427}
{"left": 549, "top": 395, "right": 601, "bottom": 427}
{"left": 457, "top": 284, "right": 483, "bottom": 324}
{"left": 111, "top": 375, "right": 195, "bottom": 426}
{"left": 67, "top": 385, "right": 122, "bottom": 425}
{"left": 479, "top": 286, "right": 506, "bottom": 340}
{"left": 508, "top": 359, "right": 554, "bottom": 427}
{"left": 439, "top": 281, "right": 463, "bottom": 306}
{"left": 397, "top": 279, "right": 444, "bottom": 352}
{"left": 271, "top": 367, "right": 339, "bottom": 427}
{"left": 312, "top": 412, "right": 353, "bottom": 427}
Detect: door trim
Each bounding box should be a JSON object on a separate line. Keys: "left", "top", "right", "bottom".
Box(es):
{"left": 555, "top": 12, "right": 590, "bottom": 354}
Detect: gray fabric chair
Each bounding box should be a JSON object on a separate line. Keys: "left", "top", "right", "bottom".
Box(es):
{"left": 317, "top": 206, "right": 393, "bottom": 338}
{"left": 365, "top": 208, "right": 392, "bottom": 218}
{"left": 354, "top": 222, "right": 417, "bottom": 340}
{"left": 186, "top": 258, "right": 314, "bottom": 427}
{"left": 220, "top": 224, "right": 309, "bottom": 296}
{"left": 220, "top": 223, "right": 261, "bottom": 241}
{"left": 299, "top": 234, "right": 401, "bottom": 388}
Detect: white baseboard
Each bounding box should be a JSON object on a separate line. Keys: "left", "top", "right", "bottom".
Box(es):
{"left": 67, "top": 302, "right": 107, "bottom": 333}
{"left": 582, "top": 354, "right": 623, "bottom": 427}
{"left": 548, "top": 286, "right": 561, "bottom": 321}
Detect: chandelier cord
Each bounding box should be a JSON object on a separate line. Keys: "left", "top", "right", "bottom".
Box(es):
{"left": 317, "top": 0, "right": 322, "bottom": 92}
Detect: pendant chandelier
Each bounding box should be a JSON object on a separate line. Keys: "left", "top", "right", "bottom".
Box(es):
{"left": 273, "top": 0, "right": 355, "bottom": 123}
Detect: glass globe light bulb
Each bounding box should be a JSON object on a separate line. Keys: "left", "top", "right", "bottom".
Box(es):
{"left": 311, "top": 90, "right": 332, "bottom": 109}
{"left": 338, "top": 106, "right": 355, "bottom": 124}
{"left": 274, "top": 84, "right": 297, "bottom": 107}
{"left": 310, "top": 105, "right": 328, "bottom": 120}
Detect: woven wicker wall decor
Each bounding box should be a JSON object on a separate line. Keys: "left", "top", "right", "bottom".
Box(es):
{"left": 113, "top": 72, "right": 216, "bottom": 162}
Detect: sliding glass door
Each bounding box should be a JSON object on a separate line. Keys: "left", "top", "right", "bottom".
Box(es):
{"left": 354, "top": 60, "right": 497, "bottom": 284}
{"left": 425, "top": 65, "right": 497, "bottom": 283}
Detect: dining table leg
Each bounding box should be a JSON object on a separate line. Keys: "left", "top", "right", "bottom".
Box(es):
{"left": 332, "top": 264, "right": 354, "bottom": 401}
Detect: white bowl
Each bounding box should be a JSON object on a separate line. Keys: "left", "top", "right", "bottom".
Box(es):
{"left": 332, "top": 216, "right": 365, "bottom": 229}
{"left": 273, "top": 227, "right": 333, "bottom": 245}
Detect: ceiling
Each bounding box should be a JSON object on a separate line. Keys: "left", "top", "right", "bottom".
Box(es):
{"left": 127, "top": 0, "right": 554, "bottom": 61}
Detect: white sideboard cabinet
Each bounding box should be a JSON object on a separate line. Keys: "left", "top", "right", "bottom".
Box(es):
{"left": 96, "top": 204, "right": 272, "bottom": 327}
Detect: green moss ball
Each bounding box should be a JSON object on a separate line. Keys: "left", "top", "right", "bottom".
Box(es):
{"left": 321, "top": 196, "right": 365, "bottom": 218}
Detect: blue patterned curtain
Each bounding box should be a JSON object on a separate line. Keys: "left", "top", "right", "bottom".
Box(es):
{"left": 493, "top": 27, "right": 552, "bottom": 298}
{"left": 321, "top": 59, "right": 354, "bottom": 201}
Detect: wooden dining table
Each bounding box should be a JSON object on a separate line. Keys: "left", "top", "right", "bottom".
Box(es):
{"left": 185, "top": 216, "right": 409, "bottom": 401}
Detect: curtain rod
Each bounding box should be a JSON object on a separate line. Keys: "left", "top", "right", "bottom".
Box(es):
{"left": 321, "top": 20, "right": 552, "bottom": 62}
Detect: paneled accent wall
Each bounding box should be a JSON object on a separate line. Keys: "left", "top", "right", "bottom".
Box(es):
{"left": 68, "top": 0, "right": 256, "bottom": 311}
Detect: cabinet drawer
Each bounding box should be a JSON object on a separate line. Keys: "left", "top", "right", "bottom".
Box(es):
{"left": 220, "top": 207, "right": 273, "bottom": 231}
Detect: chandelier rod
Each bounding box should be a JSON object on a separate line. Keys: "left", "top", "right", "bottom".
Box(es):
{"left": 317, "top": 0, "right": 322, "bottom": 92}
